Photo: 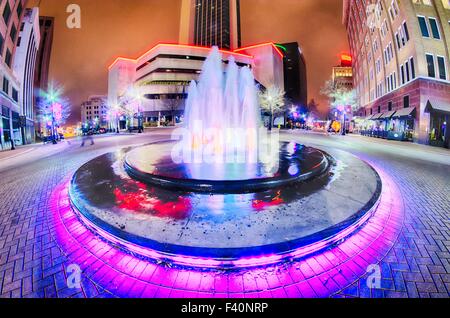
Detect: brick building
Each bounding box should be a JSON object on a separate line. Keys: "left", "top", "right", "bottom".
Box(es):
{"left": 343, "top": 0, "right": 450, "bottom": 147}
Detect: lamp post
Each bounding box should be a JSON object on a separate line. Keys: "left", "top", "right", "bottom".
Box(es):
{"left": 135, "top": 94, "right": 143, "bottom": 134}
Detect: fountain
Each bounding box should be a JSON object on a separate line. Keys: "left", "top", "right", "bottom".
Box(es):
{"left": 124, "top": 47, "right": 329, "bottom": 193}
{"left": 66, "top": 46, "right": 382, "bottom": 268}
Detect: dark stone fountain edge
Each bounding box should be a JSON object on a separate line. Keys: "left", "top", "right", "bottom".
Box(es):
{"left": 68, "top": 145, "right": 382, "bottom": 265}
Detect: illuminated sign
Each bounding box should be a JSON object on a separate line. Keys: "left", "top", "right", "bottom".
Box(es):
{"left": 341, "top": 53, "right": 352, "bottom": 66}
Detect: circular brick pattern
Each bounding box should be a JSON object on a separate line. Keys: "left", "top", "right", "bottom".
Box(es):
{"left": 47, "top": 160, "right": 404, "bottom": 298}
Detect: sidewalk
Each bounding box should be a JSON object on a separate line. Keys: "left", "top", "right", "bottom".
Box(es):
{"left": 0, "top": 143, "right": 38, "bottom": 161}
{"left": 287, "top": 129, "right": 450, "bottom": 156}
{"left": 0, "top": 141, "right": 71, "bottom": 172}
{"left": 347, "top": 133, "right": 450, "bottom": 156}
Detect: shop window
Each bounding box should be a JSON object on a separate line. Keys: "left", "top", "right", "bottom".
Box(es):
{"left": 2, "top": 105, "right": 10, "bottom": 117}
{"left": 2, "top": 118, "right": 11, "bottom": 142}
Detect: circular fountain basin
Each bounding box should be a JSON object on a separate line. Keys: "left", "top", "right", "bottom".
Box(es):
{"left": 124, "top": 141, "right": 329, "bottom": 194}
{"left": 68, "top": 141, "right": 382, "bottom": 266}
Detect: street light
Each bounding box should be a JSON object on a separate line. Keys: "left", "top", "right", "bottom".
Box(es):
{"left": 135, "top": 94, "right": 144, "bottom": 134}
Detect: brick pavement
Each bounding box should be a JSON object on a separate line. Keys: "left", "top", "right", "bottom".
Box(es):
{"left": 0, "top": 132, "right": 449, "bottom": 298}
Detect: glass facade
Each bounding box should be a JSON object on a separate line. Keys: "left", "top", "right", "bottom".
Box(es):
{"left": 193, "top": 0, "right": 240, "bottom": 50}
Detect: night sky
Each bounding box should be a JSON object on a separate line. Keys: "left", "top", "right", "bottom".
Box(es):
{"left": 28, "top": 0, "right": 348, "bottom": 124}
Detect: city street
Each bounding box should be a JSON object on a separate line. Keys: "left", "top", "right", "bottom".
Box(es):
{"left": 0, "top": 130, "right": 449, "bottom": 298}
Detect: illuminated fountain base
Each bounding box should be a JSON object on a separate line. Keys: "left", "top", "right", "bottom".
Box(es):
{"left": 68, "top": 141, "right": 382, "bottom": 267}
{"left": 124, "top": 141, "right": 329, "bottom": 194}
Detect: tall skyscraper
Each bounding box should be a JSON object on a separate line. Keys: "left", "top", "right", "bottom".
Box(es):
{"left": 179, "top": 0, "right": 242, "bottom": 50}
{"left": 280, "top": 42, "right": 308, "bottom": 110}
{"left": 1, "top": 0, "right": 28, "bottom": 150}
{"left": 34, "top": 16, "right": 53, "bottom": 93}
{"left": 13, "top": 8, "right": 40, "bottom": 144}
{"left": 332, "top": 54, "right": 353, "bottom": 91}
{"left": 34, "top": 16, "right": 54, "bottom": 138}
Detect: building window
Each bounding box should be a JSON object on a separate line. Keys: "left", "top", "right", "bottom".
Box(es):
{"left": 405, "top": 60, "right": 410, "bottom": 82}
{"left": 2, "top": 1, "right": 11, "bottom": 25}
{"left": 410, "top": 57, "right": 416, "bottom": 79}
{"left": 10, "top": 24, "right": 17, "bottom": 42}
{"left": 12, "top": 88, "right": 18, "bottom": 102}
{"left": 428, "top": 18, "right": 441, "bottom": 39}
{"left": 5, "top": 49, "right": 12, "bottom": 67}
{"left": 426, "top": 54, "right": 436, "bottom": 77}
{"left": 0, "top": 33, "right": 4, "bottom": 56}
{"left": 17, "top": 1, "right": 23, "bottom": 17}
{"left": 403, "top": 22, "right": 410, "bottom": 41}
{"left": 388, "top": 101, "right": 393, "bottom": 111}
{"left": 2, "top": 77, "right": 9, "bottom": 94}
{"left": 400, "top": 64, "right": 405, "bottom": 84}
{"left": 437, "top": 56, "right": 447, "bottom": 80}
{"left": 418, "top": 16, "right": 430, "bottom": 37}
{"left": 403, "top": 96, "right": 410, "bottom": 108}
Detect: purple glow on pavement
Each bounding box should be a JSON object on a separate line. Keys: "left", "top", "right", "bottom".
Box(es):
{"left": 48, "top": 161, "right": 404, "bottom": 298}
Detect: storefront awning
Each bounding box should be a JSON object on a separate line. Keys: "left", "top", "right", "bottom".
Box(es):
{"left": 425, "top": 99, "right": 450, "bottom": 115}
{"left": 379, "top": 110, "right": 396, "bottom": 119}
{"left": 371, "top": 113, "right": 384, "bottom": 120}
{"left": 364, "top": 114, "right": 374, "bottom": 120}
{"left": 392, "top": 107, "right": 416, "bottom": 118}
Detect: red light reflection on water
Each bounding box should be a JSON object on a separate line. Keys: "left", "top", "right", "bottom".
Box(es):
{"left": 252, "top": 191, "right": 284, "bottom": 210}
{"left": 113, "top": 182, "right": 192, "bottom": 220}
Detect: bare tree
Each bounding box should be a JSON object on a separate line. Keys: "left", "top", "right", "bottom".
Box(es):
{"left": 259, "top": 85, "right": 286, "bottom": 130}
{"left": 321, "top": 77, "right": 359, "bottom": 135}
{"left": 162, "top": 86, "right": 185, "bottom": 126}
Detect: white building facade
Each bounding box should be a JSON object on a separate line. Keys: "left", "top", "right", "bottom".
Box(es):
{"left": 80, "top": 95, "right": 108, "bottom": 129}
{"left": 107, "top": 43, "right": 284, "bottom": 128}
